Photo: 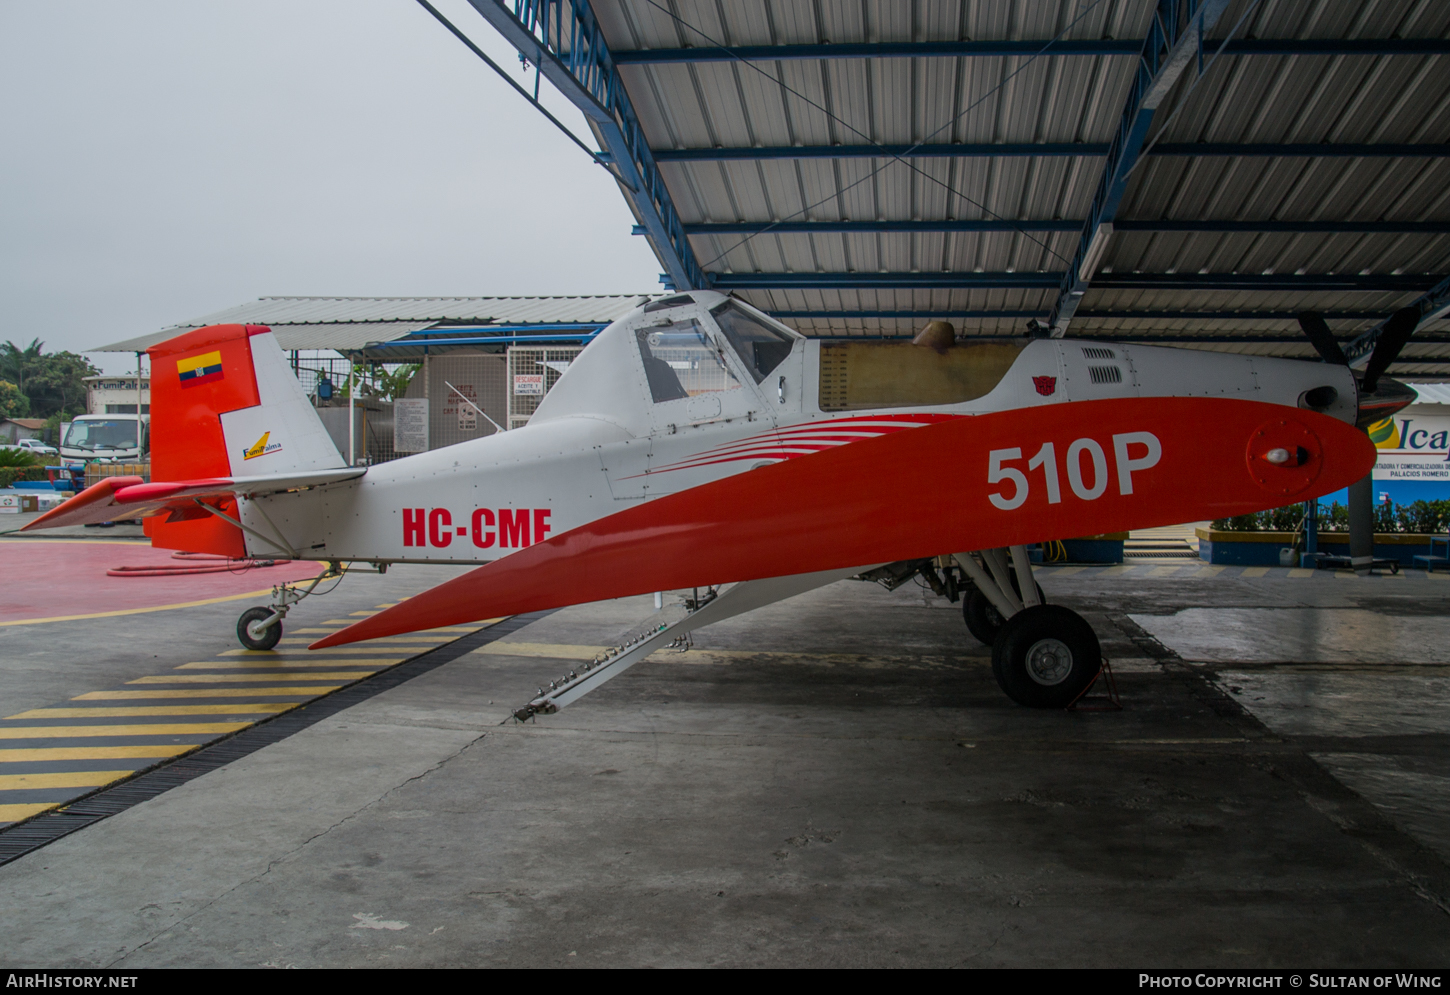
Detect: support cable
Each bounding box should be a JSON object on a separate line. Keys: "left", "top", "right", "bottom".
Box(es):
{"left": 640, "top": 0, "right": 1112, "bottom": 271}
{"left": 413, "top": 0, "right": 610, "bottom": 170}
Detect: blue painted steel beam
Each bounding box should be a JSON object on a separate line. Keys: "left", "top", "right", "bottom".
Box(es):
{"left": 652, "top": 142, "right": 1450, "bottom": 163}
{"left": 652, "top": 143, "right": 1107, "bottom": 161}
{"left": 711, "top": 272, "right": 1438, "bottom": 291}
{"left": 464, "top": 0, "right": 706, "bottom": 291}
{"left": 368, "top": 334, "right": 601, "bottom": 346}
{"left": 611, "top": 38, "right": 1450, "bottom": 64}
{"left": 770, "top": 309, "right": 1420, "bottom": 321}
{"left": 1050, "top": 0, "right": 1232, "bottom": 335}
{"left": 1344, "top": 274, "right": 1450, "bottom": 366}
{"left": 676, "top": 220, "right": 1450, "bottom": 236}
{"left": 712, "top": 272, "right": 1063, "bottom": 290}
{"left": 400, "top": 324, "right": 606, "bottom": 337}
{"left": 676, "top": 221, "right": 1081, "bottom": 235}
{"left": 807, "top": 334, "right": 1450, "bottom": 346}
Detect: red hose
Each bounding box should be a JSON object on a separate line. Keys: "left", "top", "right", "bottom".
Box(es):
{"left": 107, "top": 555, "right": 278, "bottom": 578}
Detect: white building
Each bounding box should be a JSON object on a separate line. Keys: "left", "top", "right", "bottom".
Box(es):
{"left": 84, "top": 375, "right": 150, "bottom": 416}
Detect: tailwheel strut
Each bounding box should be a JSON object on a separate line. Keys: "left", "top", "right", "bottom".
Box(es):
{"left": 235, "top": 561, "right": 344, "bottom": 651}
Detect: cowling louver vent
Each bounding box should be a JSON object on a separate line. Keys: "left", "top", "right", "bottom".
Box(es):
{"left": 1081, "top": 347, "right": 1116, "bottom": 360}
{"left": 1089, "top": 365, "right": 1123, "bottom": 384}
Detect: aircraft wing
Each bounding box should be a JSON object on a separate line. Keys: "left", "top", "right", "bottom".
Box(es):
{"left": 20, "top": 468, "right": 365, "bottom": 531}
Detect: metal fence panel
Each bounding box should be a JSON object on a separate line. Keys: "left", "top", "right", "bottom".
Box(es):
{"left": 507, "top": 346, "right": 583, "bottom": 428}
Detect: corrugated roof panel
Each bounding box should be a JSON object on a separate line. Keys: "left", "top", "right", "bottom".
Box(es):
{"left": 92, "top": 297, "right": 654, "bottom": 353}
{"left": 95, "top": 321, "right": 437, "bottom": 354}
{"left": 171, "top": 295, "right": 650, "bottom": 326}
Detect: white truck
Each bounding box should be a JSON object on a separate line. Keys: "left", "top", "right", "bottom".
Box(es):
{"left": 60, "top": 413, "right": 149, "bottom": 464}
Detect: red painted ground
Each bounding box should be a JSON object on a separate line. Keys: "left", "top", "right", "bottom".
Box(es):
{"left": 0, "top": 541, "right": 326, "bottom": 622}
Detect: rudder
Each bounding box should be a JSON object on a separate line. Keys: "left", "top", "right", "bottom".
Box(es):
{"left": 144, "top": 323, "right": 344, "bottom": 556}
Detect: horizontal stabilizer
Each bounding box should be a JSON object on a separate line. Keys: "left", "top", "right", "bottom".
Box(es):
{"left": 21, "top": 468, "right": 364, "bottom": 531}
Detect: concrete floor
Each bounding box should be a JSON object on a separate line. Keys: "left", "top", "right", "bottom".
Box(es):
{"left": 0, "top": 563, "right": 1447, "bottom": 967}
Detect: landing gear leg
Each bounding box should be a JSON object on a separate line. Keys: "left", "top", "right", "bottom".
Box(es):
{"left": 235, "top": 561, "right": 342, "bottom": 651}
{"left": 955, "top": 548, "right": 1099, "bottom": 708}
{"left": 956, "top": 547, "right": 1045, "bottom": 646}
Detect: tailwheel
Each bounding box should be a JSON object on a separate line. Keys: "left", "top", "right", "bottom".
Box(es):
{"left": 237, "top": 606, "right": 282, "bottom": 651}
{"left": 991, "top": 605, "right": 1101, "bottom": 708}
{"left": 962, "top": 576, "right": 1046, "bottom": 646}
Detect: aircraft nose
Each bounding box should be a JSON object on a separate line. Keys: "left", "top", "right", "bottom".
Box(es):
{"left": 1355, "top": 375, "right": 1417, "bottom": 429}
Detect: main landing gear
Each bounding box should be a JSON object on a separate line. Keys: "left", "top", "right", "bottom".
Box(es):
{"left": 955, "top": 546, "right": 1103, "bottom": 709}
{"left": 235, "top": 562, "right": 345, "bottom": 650}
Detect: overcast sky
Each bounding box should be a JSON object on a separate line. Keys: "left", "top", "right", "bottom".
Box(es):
{"left": 0, "top": 0, "right": 661, "bottom": 374}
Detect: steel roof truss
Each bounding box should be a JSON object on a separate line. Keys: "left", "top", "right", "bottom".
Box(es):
{"left": 465, "top": 0, "right": 706, "bottom": 291}
{"left": 611, "top": 38, "right": 1450, "bottom": 64}
{"left": 1050, "top": 0, "right": 1232, "bottom": 337}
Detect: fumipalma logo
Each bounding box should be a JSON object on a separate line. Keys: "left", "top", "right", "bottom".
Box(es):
{"left": 243, "top": 431, "right": 283, "bottom": 461}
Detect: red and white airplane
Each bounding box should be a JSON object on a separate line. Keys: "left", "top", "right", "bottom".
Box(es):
{"left": 27, "top": 291, "right": 1415, "bottom": 711}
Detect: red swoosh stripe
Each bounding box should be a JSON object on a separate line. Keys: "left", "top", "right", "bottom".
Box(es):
{"left": 311, "top": 398, "right": 1373, "bottom": 649}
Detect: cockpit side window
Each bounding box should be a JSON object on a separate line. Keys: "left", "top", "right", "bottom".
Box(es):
{"left": 635, "top": 320, "right": 741, "bottom": 404}
{"left": 710, "top": 302, "right": 795, "bottom": 383}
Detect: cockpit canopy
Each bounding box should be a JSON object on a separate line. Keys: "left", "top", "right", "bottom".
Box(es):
{"left": 634, "top": 300, "right": 796, "bottom": 404}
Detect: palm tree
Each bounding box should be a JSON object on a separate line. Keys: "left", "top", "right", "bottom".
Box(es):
{"left": 0, "top": 339, "right": 44, "bottom": 395}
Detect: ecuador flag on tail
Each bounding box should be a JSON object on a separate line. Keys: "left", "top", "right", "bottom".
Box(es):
{"left": 178, "top": 350, "right": 224, "bottom": 388}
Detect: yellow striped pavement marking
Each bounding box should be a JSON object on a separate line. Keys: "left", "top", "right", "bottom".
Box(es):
{"left": 0, "top": 611, "right": 485, "bottom": 827}
{"left": 0, "top": 586, "right": 294, "bottom": 629}
{"left": 1335, "top": 570, "right": 1357, "bottom": 578}
{"left": 74, "top": 687, "right": 344, "bottom": 700}
{"left": 6, "top": 704, "right": 295, "bottom": 720}
{"left": 1288, "top": 568, "right": 1315, "bottom": 578}
{"left": 126, "top": 672, "right": 379, "bottom": 684}
{"left": 0, "top": 803, "right": 58, "bottom": 823}
{"left": 322, "top": 621, "right": 479, "bottom": 631}
{"left": 0, "top": 771, "right": 134, "bottom": 791}
{"left": 0, "top": 746, "right": 194, "bottom": 762}
{"left": 1148, "top": 565, "right": 1181, "bottom": 577}
{"left": 1191, "top": 566, "right": 1225, "bottom": 577}
{"left": 1098, "top": 565, "right": 1136, "bottom": 576}
{"left": 0, "top": 539, "right": 151, "bottom": 546}
{"left": 1429, "top": 572, "right": 1448, "bottom": 580}
{"left": 349, "top": 610, "right": 381, "bottom": 616}
{"left": 179, "top": 659, "right": 401, "bottom": 669}
{"left": 1241, "top": 567, "right": 1271, "bottom": 577}
{"left": 0, "top": 723, "right": 250, "bottom": 739}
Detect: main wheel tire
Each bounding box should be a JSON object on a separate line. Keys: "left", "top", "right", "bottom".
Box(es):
{"left": 991, "top": 604, "right": 1101, "bottom": 708}
{"left": 237, "top": 606, "right": 282, "bottom": 651}
{"left": 962, "top": 577, "right": 1047, "bottom": 646}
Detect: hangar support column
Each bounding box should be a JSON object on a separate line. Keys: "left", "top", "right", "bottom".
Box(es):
{"left": 1348, "top": 474, "right": 1375, "bottom": 574}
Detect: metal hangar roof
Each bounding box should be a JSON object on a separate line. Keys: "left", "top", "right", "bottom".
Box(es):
{"left": 454, "top": 0, "right": 1450, "bottom": 379}
{"left": 93, "top": 295, "right": 652, "bottom": 358}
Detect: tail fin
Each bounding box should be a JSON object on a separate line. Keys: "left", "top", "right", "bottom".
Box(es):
{"left": 144, "top": 323, "right": 344, "bottom": 555}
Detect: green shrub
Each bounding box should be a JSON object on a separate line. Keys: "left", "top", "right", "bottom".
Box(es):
{"left": 0, "top": 464, "right": 51, "bottom": 488}
{"left": 1213, "top": 498, "right": 1450, "bottom": 534}
{"left": 0, "top": 447, "right": 38, "bottom": 469}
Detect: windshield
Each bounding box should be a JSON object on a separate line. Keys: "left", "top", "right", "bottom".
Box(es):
{"left": 64, "top": 420, "right": 144, "bottom": 451}
{"left": 636, "top": 320, "right": 741, "bottom": 403}
{"left": 710, "top": 302, "right": 796, "bottom": 383}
